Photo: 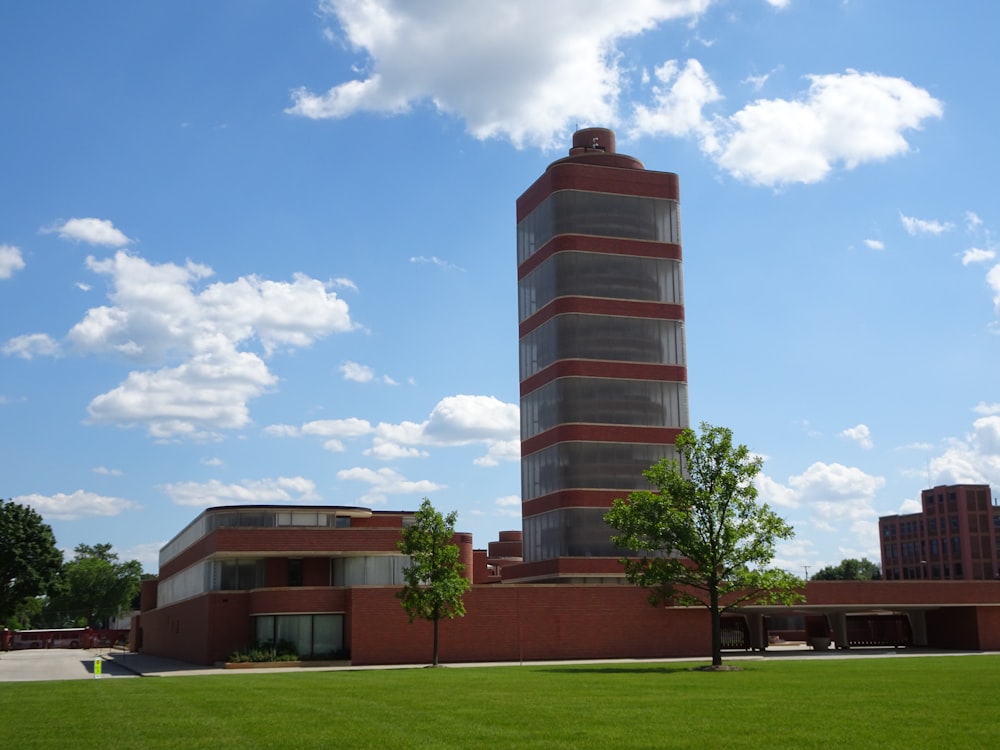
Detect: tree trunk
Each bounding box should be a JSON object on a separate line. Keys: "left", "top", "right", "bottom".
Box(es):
{"left": 432, "top": 615, "right": 440, "bottom": 666}
{"left": 710, "top": 588, "right": 722, "bottom": 667}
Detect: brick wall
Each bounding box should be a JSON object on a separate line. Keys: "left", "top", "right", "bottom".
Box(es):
{"left": 347, "top": 585, "right": 707, "bottom": 666}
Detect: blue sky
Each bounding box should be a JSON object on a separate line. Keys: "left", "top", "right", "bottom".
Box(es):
{"left": 2, "top": 0, "right": 999, "bottom": 576}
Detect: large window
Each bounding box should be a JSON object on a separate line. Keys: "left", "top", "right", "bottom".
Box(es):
{"left": 254, "top": 614, "right": 344, "bottom": 658}
{"left": 217, "top": 559, "right": 265, "bottom": 590}
{"left": 520, "top": 314, "right": 685, "bottom": 380}
{"left": 521, "top": 377, "right": 688, "bottom": 439}
{"left": 523, "top": 508, "right": 624, "bottom": 560}
{"left": 518, "top": 190, "right": 681, "bottom": 263}
{"left": 331, "top": 555, "right": 410, "bottom": 586}
{"left": 519, "top": 251, "right": 683, "bottom": 321}
{"left": 521, "top": 442, "right": 677, "bottom": 501}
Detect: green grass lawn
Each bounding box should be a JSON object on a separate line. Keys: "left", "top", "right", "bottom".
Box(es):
{"left": 2, "top": 656, "right": 998, "bottom": 749}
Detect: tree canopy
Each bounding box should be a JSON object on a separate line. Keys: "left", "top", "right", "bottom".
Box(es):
{"left": 45, "top": 543, "right": 143, "bottom": 627}
{"left": 605, "top": 423, "right": 804, "bottom": 667}
{"left": 0, "top": 498, "right": 63, "bottom": 626}
{"left": 396, "top": 498, "right": 471, "bottom": 666}
{"left": 811, "top": 557, "right": 882, "bottom": 581}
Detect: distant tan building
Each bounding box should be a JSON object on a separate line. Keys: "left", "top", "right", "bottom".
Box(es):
{"left": 880, "top": 484, "right": 1000, "bottom": 580}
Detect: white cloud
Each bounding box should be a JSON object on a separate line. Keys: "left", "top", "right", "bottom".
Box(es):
{"left": 631, "top": 59, "right": 722, "bottom": 141}
{"left": 356, "top": 394, "right": 520, "bottom": 465}
{"left": 864, "top": 239, "right": 885, "bottom": 250}
{"left": 3, "top": 250, "right": 361, "bottom": 439}
{"left": 987, "top": 264, "right": 1000, "bottom": 315}
{"left": 765, "top": 0, "right": 792, "bottom": 8}
{"left": 410, "top": 255, "right": 464, "bottom": 271}
{"left": 365, "top": 438, "right": 428, "bottom": 459}
{"left": 86, "top": 345, "right": 278, "bottom": 440}
{"left": 474, "top": 439, "right": 521, "bottom": 467}
{"left": 0, "top": 244, "right": 25, "bottom": 279}
{"left": 340, "top": 361, "right": 375, "bottom": 382}
{"left": 289, "top": 0, "right": 713, "bottom": 148}
{"left": 44, "top": 217, "right": 131, "bottom": 247}
{"left": 92, "top": 466, "right": 124, "bottom": 476}
{"left": 973, "top": 402, "right": 1000, "bottom": 416}
{"left": 265, "top": 424, "right": 301, "bottom": 437}
{"left": 759, "top": 462, "right": 885, "bottom": 557}
{"left": 962, "top": 247, "right": 995, "bottom": 265}
{"left": 2, "top": 333, "right": 61, "bottom": 359}
{"left": 966, "top": 211, "right": 984, "bottom": 231}
{"left": 495, "top": 494, "right": 521, "bottom": 518}
{"left": 712, "top": 70, "right": 943, "bottom": 186}
{"left": 301, "top": 417, "right": 374, "bottom": 437}
{"left": 900, "top": 213, "right": 953, "bottom": 236}
{"left": 336, "top": 466, "right": 444, "bottom": 505}
{"left": 15, "top": 490, "right": 139, "bottom": 520}
{"left": 162, "top": 476, "right": 320, "bottom": 507}
{"left": 839, "top": 423, "right": 874, "bottom": 450}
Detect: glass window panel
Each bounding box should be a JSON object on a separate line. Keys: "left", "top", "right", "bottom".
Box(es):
{"left": 521, "top": 377, "right": 688, "bottom": 439}
{"left": 519, "top": 252, "right": 684, "bottom": 321}
{"left": 520, "top": 314, "right": 686, "bottom": 379}
{"left": 518, "top": 191, "right": 681, "bottom": 264}
{"left": 521, "top": 442, "right": 678, "bottom": 501}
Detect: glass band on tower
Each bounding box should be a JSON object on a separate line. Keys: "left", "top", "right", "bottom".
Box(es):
{"left": 511, "top": 128, "right": 689, "bottom": 582}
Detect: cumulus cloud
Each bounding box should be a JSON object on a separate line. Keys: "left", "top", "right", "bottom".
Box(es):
{"left": 289, "top": 0, "right": 713, "bottom": 148}
{"left": 864, "top": 239, "right": 885, "bottom": 250}
{"left": 927, "top": 416, "right": 1000, "bottom": 488}
{"left": 962, "top": 248, "right": 995, "bottom": 265}
{"left": 2, "top": 333, "right": 61, "bottom": 359}
{"left": 839, "top": 423, "right": 874, "bottom": 450}
{"left": 0, "top": 244, "right": 25, "bottom": 279}
{"left": 631, "top": 59, "right": 722, "bottom": 142}
{"left": 711, "top": 71, "right": 942, "bottom": 186}
{"left": 290, "top": 4, "right": 940, "bottom": 186}
{"left": 900, "top": 213, "right": 952, "bottom": 236}
{"left": 758, "top": 461, "right": 886, "bottom": 557}
{"left": 16, "top": 490, "right": 139, "bottom": 520}
{"left": 495, "top": 494, "right": 521, "bottom": 518}
{"left": 44, "top": 217, "right": 131, "bottom": 247}
{"left": 92, "top": 466, "right": 124, "bottom": 476}
{"left": 6, "top": 250, "right": 359, "bottom": 438}
{"left": 336, "top": 466, "right": 444, "bottom": 505}
{"left": 366, "top": 394, "right": 520, "bottom": 465}
{"left": 161, "top": 476, "right": 320, "bottom": 506}
{"left": 340, "top": 361, "right": 375, "bottom": 382}
{"left": 268, "top": 394, "right": 520, "bottom": 465}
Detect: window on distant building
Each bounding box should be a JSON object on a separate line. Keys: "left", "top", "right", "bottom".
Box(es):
{"left": 288, "top": 558, "right": 303, "bottom": 587}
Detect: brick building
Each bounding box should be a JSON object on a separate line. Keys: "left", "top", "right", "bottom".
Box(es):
{"left": 510, "top": 127, "right": 688, "bottom": 582}
{"left": 879, "top": 483, "right": 1000, "bottom": 581}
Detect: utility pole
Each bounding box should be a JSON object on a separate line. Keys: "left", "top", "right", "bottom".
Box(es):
{"left": 803, "top": 565, "right": 810, "bottom": 580}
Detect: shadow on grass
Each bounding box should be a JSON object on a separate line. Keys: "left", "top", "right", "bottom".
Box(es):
{"left": 535, "top": 665, "right": 707, "bottom": 675}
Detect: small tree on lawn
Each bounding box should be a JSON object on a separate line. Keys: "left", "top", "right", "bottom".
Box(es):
{"left": 397, "top": 498, "right": 471, "bottom": 666}
{"left": 605, "top": 423, "right": 804, "bottom": 668}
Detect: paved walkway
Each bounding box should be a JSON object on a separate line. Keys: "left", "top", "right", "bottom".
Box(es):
{"left": 1, "top": 645, "right": 993, "bottom": 682}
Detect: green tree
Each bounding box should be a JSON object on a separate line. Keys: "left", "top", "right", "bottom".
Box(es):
{"left": 605, "top": 423, "right": 804, "bottom": 667}
{"left": 396, "top": 498, "right": 471, "bottom": 666}
{"left": 811, "top": 557, "right": 881, "bottom": 581}
{"left": 0, "top": 498, "right": 63, "bottom": 626}
{"left": 46, "top": 543, "right": 143, "bottom": 627}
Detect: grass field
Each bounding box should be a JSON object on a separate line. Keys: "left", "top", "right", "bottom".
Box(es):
{"left": 2, "top": 655, "right": 998, "bottom": 749}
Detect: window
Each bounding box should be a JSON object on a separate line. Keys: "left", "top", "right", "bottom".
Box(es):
{"left": 288, "top": 558, "right": 303, "bottom": 587}
{"left": 254, "top": 614, "right": 344, "bottom": 659}
{"left": 218, "top": 559, "right": 265, "bottom": 590}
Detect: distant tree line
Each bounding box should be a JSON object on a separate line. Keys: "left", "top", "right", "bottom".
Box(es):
{"left": 811, "top": 558, "right": 881, "bottom": 581}
{"left": 1, "top": 498, "right": 145, "bottom": 629}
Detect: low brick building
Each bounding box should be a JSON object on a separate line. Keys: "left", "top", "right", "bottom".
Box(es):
{"left": 135, "top": 503, "right": 1000, "bottom": 666}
